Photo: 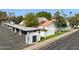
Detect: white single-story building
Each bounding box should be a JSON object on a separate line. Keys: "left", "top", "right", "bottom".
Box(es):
{"left": 4, "top": 23, "right": 41, "bottom": 44}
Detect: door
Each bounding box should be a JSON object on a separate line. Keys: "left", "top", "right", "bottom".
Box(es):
{"left": 33, "top": 36, "right": 37, "bottom": 42}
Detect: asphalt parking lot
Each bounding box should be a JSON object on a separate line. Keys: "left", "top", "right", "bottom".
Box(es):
{"left": 0, "top": 25, "right": 28, "bottom": 50}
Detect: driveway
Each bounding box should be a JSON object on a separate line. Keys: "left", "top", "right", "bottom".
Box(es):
{"left": 40, "top": 30, "right": 79, "bottom": 50}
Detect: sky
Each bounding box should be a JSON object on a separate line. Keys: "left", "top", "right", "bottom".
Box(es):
{"left": 0, "top": 9, "right": 79, "bottom": 16}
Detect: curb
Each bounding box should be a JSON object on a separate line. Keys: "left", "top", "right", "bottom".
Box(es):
{"left": 23, "top": 29, "right": 79, "bottom": 50}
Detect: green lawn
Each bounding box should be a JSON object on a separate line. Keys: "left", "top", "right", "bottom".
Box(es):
{"left": 39, "top": 30, "right": 69, "bottom": 42}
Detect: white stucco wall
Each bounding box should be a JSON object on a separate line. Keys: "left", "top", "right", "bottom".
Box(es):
{"left": 40, "top": 23, "right": 56, "bottom": 37}
{"left": 25, "top": 31, "right": 40, "bottom": 44}
{"left": 45, "top": 24, "right": 56, "bottom": 36}
{"left": 40, "top": 31, "right": 45, "bottom": 37}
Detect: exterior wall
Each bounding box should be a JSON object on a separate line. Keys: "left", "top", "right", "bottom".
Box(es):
{"left": 45, "top": 24, "right": 56, "bottom": 36}
{"left": 25, "top": 31, "right": 40, "bottom": 44}
{"left": 40, "top": 31, "right": 45, "bottom": 37}
{"left": 40, "top": 23, "right": 56, "bottom": 37}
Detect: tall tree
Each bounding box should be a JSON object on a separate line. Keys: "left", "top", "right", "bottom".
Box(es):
{"left": 10, "top": 16, "right": 23, "bottom": 24}
{"left": 68, "top": 13, "right": 79, "bottom": 27}
{"left": 15, "top": 16, "right": 23, "bottom": 24}
{"left": 0, "top": 11, "right": 8, "bottom": 24}
{"left": 24, "top": 13, "right": 39, "bottom": 27}
{"left": 53, "top": 11, "right": 60, "bottom": 20}
{"left": 53, "top": 11, "right": 67, "bottom": 30}
{"left": 8, "top": 12, "right": 15, "bottom": 22}
{"left": 36, "top": 11, "right": 52, "bottom": 20}
{"left": 61, "top": 10, "right": 71, "bottom": 30}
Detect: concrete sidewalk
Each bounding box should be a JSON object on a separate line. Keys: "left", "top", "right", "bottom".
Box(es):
{"left": 23, "top": 29, "right": 79, "bottom": 50}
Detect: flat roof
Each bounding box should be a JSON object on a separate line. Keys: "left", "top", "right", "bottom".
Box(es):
{"left": 4, "top": 23, "right": 40, "bottom": 31}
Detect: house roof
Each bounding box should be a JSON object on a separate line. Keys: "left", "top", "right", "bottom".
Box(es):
{"left": 39, "top": 20, "right": 53, "bottom": 27}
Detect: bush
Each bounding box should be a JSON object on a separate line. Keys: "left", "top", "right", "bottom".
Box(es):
{"left": 41, "top": 37, "right": 46, "bottom": 41}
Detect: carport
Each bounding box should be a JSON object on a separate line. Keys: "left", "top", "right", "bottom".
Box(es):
{"left": 3, "top": 23, "right": 41, "bottom": 44}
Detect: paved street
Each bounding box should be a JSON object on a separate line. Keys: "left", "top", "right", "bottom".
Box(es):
{"left": 0, "top": 25, "right": 29, "bottom": 50}
{"left": 40, "top": 30, "right": 79, "bottom": 50}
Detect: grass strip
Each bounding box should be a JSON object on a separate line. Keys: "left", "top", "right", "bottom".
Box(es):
{"left": 39, "top": 30, "right": 69, "bottom": 42}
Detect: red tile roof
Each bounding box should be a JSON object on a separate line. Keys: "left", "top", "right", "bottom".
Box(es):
{"left": 39, "top": 20, "right": 53, "bottom": 27}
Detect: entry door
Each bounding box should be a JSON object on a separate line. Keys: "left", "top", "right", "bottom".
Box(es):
{"left": 33, "top": 36, "right": 37, "bottom": 42}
